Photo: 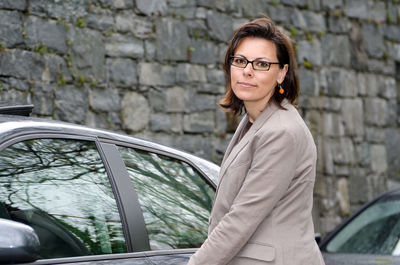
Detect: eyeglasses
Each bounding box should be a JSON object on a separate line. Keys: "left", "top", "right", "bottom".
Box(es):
{"left": 230, "top": 56, "right": 281, "bottom": 71}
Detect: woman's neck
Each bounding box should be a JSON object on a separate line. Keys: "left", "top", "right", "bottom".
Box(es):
{"left": 244, "top": 96, "right": 272, "bottom": 122}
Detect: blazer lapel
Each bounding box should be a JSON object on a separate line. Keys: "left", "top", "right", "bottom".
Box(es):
{"left": 218, "top": 100, "right": 282, "bottom": 184}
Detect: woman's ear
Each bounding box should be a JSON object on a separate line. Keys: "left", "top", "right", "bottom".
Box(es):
{"left": 278, "top": 64, "right": 289, "bottom": 84}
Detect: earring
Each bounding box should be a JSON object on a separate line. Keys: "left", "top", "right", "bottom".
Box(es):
{"left": 278, "top": 83, "right": 284, "bottom": 94}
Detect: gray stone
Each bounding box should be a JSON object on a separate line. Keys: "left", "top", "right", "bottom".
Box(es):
{"left": 337, "top": 178, "right": 350, "bottom": 216}
{"left": 68, "top": 27, "right": 105, "bottom": 80}
{"left": 121, "top": 91, "right": 150, "bottom": 132}
{"left": 54, "top": 86, "right": 88, "bottom": 124}
{"left": 364, "top": 98, "right": 388, "bottom": 126}
{"left": 321, "top": 0, "right": 342, "bottom": 10}
{"left": 281, "top": 0, "right": 307, "bottom": 6}
{"left": 0, "top": 88, "right": 29, "bottom": 104}
{"left": 235, "top": 0, "right": 270, "bottom": 18}
{"left": 166, "top": 7, "right": 196, "bottom": 19}
{"left": 144, "top": 41, "right": 156, "bottom": 60}
{"left": 105, "top": 34, "right": 144, "bottom": 58}
{"left": 106, "top": 58, "right": 137, "bottom": 87}
{"left": 328, "top": 15, "right": 352, "bottom": 33}
{"left": 170, "top": 114, "right": 183, "bottom": 133}
{"left": 322, "top": 113, "right": 344, "bottom": 137}
{"left": 155, "top": 18, "right": 190, "bottom": 61}
{"left": 267, "top": 5, "right": 292, "bottom": 24}
{"left": 370, "top": 144, "right": 388, "bottom": 174}
{"left": 365, "top": 74, "right": 379, "bottom": 96}
{"left": 378, "top": 76, "right": 397, "bottom": 100}
{"left": 189, "top": 39, "right": 220, "bottom": 64}
{"left": 183, "top": 111, "right": 214, "bottom": 133}
{"left": 349, "top": 23, "right": 369, "bottom": 71}
{"left": 386, "top": 128, "right": 400, "bottom": 181}
{"left": 387, "top": 99, "right": 398, "bottom": 126}
{"left": 206, "top": 11, "right": 233, "bottom": 42}
{"left": 389, "top": 43, "right": 400, "bottom": 62}
{"left": 29, "top": 0, "right": 88, "bottom": 21}
{"left": 166, "top": 86, "right": 188, "bottom": 112}
{"left": 332, "top": 137, "right": 355, "bottom": 165}
{"left": 341, "top": 99, "right": 364, "bottom": 137}
{"left": 148, "top": 88, "right": 165, "bottom": 112}
{"left": 187, "top": 19, "right": 208, "bottom": 39}
{"left": 168, "top": 0, "right": 196, "bottom": 8}
{"left": 365, "top": 127, "right": 386, "bottom": 144}
{"left": 370, "top": 1, "right": 386, "bottom": 23}
{"left": 176, "top": 64, "right": 207, "bottom": 83}
{"left": 87, "top": 14, "right": 115, "bottom": 31}
{"left": 298, "top": 69, "right": 318, "bottom": 96}
{"left": 115, "top": 13, "right": 154, "bottom": 39}
{"left": 31, "top": 82, "right": 55, "bottom": 115}
{"left": 193, "top": 94, "right": 216, "bottom": 111}
{"left": 136, "top": 0, "right": 167, "bottom": 16}
{"left": 349, "top": 167, "right": 370, "bottom": 203}
{"left": 150, "top": 113, "right": 171, "bottom": 132}
{"left": 24, "top": 16, "right": 68, "bottom": 54}
{"left": 355, "top": 143, "right": 371, "bottom": 167}
{"left": 89, "top": 87, "right": 120, "bottom": 112}
{"left": 206, "top": 69, "right": 225, "bottom": 85}
{"left": 303, "top": 11, "right": 326, "bottom": 33}
{"left": 298, "top": 39, "right": 322, "bottom": 67}
{"left": 290, "top": 9, "right": 307, "bottom": 30}
{"left": 196, "top": 84, "right": 225, "bottom": 95}
{"left": 0, "top": 49, "right": 45, "bottom": 80}
{"left": 322, "top": 34, "right": 351, "bottom": 67}
{"left": 138, "top": 63, "right": 175, "bottom": 87}
{"left": 0, "top": 0, "right": 26, "bottom": 10}
{"left": 306, "top": 0, "right": 321, "bottom": 10}
{"left": 384, "top": 25, "right": 400, "bottom": 43}
{"left": 388, "top": 1, "right": 400, "bottom": 24}
{"left": 0, "top": 77, "right": 29, "bottom": 91}
{"left": 345, "top": 0, "right": 369, "bottom": 20}
{"left": 42, "top": 53, "right": 72, "bottom": 83}
{"left": 362, "top": 23, "right": 384, "bottom": 58}
{"left": 356, "top": 73, "right": 367, "bottom": 96}
{"left": 0, "top": 10, "right": 24, "bottom": 48}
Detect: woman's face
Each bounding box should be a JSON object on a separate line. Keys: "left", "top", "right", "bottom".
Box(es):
{"left": 230, "top": 37, "right": 288, "bottom": 107}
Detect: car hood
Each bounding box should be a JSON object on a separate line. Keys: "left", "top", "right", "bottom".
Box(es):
{"left": 323, "top": 252, "right": 400, "bottom": 265}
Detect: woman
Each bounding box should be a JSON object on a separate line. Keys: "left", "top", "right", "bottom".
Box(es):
{"left": 188, "top": 17, "right": 325, "bottom": 265}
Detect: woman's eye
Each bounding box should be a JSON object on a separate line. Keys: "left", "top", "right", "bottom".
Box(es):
{"left": 256, "top": 61, "right": 269, "bottom": 68}
{"left": 235, "top": 58, "right": 246, "bottom": 64}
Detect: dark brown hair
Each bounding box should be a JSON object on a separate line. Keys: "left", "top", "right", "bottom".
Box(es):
{"left": 219, "top": 16, "right": 300, "bottom": 115}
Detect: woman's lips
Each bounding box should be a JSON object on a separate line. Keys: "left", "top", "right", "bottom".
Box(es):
{"left": 238, "top": 82, "right": 256, "bottom": 88}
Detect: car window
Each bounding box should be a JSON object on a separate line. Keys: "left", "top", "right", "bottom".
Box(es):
{"left": 325, "top": 194, "right": 400, "bottom": 255}
{"left": 118, "top": 146, "right": 215, "bottom": 250}
{"left": 0, "top": 138, "right": 127, "bottom": 259}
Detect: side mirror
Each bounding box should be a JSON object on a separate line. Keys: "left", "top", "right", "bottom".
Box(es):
{"left": 0, "top": 218, "right": 40, "bottom": 263}
{"left": 315, "top": 232, "right": 322, "bottom": 245}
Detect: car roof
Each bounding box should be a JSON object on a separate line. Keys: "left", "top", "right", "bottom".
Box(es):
{"left": 0, "top": 114, "right": 220, "bottom": 184}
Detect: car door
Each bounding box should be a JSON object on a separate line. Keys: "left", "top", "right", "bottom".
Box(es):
{"left": 0, "top": 135, "right": 151, "bottom": 264}
{"left": 100, "top": 141, "right": 216, "bottom": 265}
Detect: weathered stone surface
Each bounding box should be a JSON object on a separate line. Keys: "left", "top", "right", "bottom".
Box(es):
{"left": 87, "top": 14, "right": 115, "bottom": 31}
{"left": 386, "top": 129, "right": 400, "bottom": 181}
{"left": 345, "top": 0, "right": 369, "bottom": 20}
{"left": 115, "top": 14, "right": 154, "bottom": 39}
{"left": 298, "top": 39, "right": 322, "bottom": 66}
{"left": 332, "top": 137, "right": 355, "bottom": 165}
{"left": 328, "top": 15, "right": 351, "bottom": 33}
{"left": 370, "top": 144, "right": 388, "bottom": 174}
{"left": 0, "top": 87, "right": 29, "bottom": 104}
{"left": 0, "top": 0, "right": 26, "bottom": 10}
{"left": 387, "top": 99, "right": 398, "bottom": 126}
{"left": 106, "top": 58, "right": 137, "bottom": 87}
{"left": 206, "top": 69, "right": 225, "bottom": 85}
{"left": 24, "top": 16, "right": 67, "bottom": 54}
{"left": 28, "top": 0, "right": 88, "bottom": 20}
{"left": 138, "top": 63, "right": 175, "bottom": 87}
{"left": 136, "top": 0, "right": 167, "bottom": 16}
{"left": 349, "top": 23, "right": 369, "bottom": 71}
{"left": 148, "top": 88, "right": 165, "bottom": 112}
{"left": 303, "top": 11, "right": 326, "bottom": 33}
{"left": 89, "top": 87, "right": 120, "bottom": 112}
{"left": 176, "top": 64, "right": 207, "bottom": 83}
{"left": 155, "top": 18, "right": 190, "bottom": 61}
{"left": 321, "top": 68, "right": 356, "bottom": 96}
{"left": 192, "top": 94, "right": 216, "bottom": 111}
{"left": 322, "top": 113, "right": 344, "bottom": 137}
{"left": 349, "top": 167, "right": 370, "bottom": 203}
{"left": 235, "top": 0, "right": 269, "bottom": 18}
{"left": 384, "top": 25, "right": 400, "bottom": 43}
{"left": 150, "top": 113, "right": 171, "bottom": 132}
{"left": 362, "top": 23, "right": 384, "bottom": 58}
{"left": 364, "top": 98, "right": 388, "bottom": 126}
{"left": 355, "top": 143, "right": 371, "bottom": 167}
{"left": 54, "top": 86, "right": 88, "bottom": 124}
{"left": 166, "top": 86, "right": 188, "bottom": 112}
{"left": 206, "top": 11, "right": 233, "bottom": 42}
{"left": 68, "top": 27, "right": 105, "bottom": 80}
{"left": 298, "top": 69, "right": 318, "bottom": 96}
{"left": 341, "top": 99, "right": 364, "bottom": 137}
{"left": 281, "top": 0, "right": 307, "bottom": 7}
{"left": 0, "top": 49, "right": 45, "bottom": 80}
{"left": 42, "top": 53, "right": 71, "bottom": 83}
{"left": 189, "top": 39, "right": 220, "bottom": 64}
{"left": 105, "top": 34, "right": 144, "bottom": 58}
{"left": 0, "top": 10, "right": 24, "bottom": 48}
{"left": 369, "top": 1, "right": 386, "bottom": 23}
{"left": 121, "top": 91, "right": 150, "bottom": 132}
{"left": 365, "top": 127, "right": 386, "bottom": 144}
{"left": 322, "top": 34, "right": 351, "bottom": 67}
{"left": 183, "top": 111, "right": 214, "bottom": 133}
{"left": 337, "top": 178, "right": 350, "bottom": 216}
{"left": 378, "top": 76, "right": 397, "bottom": 100}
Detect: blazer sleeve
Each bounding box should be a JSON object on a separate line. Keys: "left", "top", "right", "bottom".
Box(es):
{"left": 188, "top": 126, "right": 298, "bottom": 265}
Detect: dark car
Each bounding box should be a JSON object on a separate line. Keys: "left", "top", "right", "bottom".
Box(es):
{"left": 320, "top": 188, "right": 400, "bottom": 265}
{"left": 0, "top": 105, "right": 219, "bottom": 265}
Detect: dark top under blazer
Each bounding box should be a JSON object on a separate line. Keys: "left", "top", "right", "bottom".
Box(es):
{"left": 188, "top": 99, "right": 325, "bottom": 265}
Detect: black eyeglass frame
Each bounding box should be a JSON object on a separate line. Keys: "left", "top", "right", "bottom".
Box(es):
{"left": 229, "top": 56, "right": 281, "bottom": 71}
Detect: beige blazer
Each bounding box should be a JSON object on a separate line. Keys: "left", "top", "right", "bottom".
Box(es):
{"left": 188, "top": 99, "right": 325, "bottom": 265}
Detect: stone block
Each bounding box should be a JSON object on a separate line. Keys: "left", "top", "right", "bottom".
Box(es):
{"left": 365, "top": 127, "right": 386, "bottom": 143}
{"left": 121, "top": 91, "right": 150, "bottom": 132}
{"left": 144, "top": 41, "right": 156, "bottom": 60}
{"left": 377, "top": 76, "right": 397, "bottom": 100}
{"left": 136, "top": 0, "right": 167, "bottom": 16}
{"left": 365, "top": 74, "right": 379, "bottom": 96}
{"left": 281, "top": 0, "right": 307, "bottom": 6}
{"left": 235, "top": 0, "right": 270, "bottom": 17}
{"left": 306, "top": 0, "right": 321, "bottom": 10}
{"left": 349, "top": 167, "right": 370, "bottom": 203}
{"left": 54, "top": 86, "right": 88, "bottom": 124}
{"left": 362, "top": 23, "right": 384, "bottom": 58}
{"left": 105, "top": 34, "right": 144, "bottom": 58}
{"left": 176, "top": 63, "right": 207, "bottom": 83}
{"left": 68, "top": 27, "right": 105, "bottom": 80}
{"left": 384, "top": 25, "right": 400, "bottom": 43}
{"left": 341, "top": 98, "right": 364, "bottom": 137}
{"left": 388, "top": 2, "right": 400, "bottom": 24}
{"left": 166, "top": 86, "right": 188, "bottom": 112}
{"left": 0, "top": 49, "right": 45, "bottom": 80}
{"left": 193, "top": 94, "right": 216, "bottom": 111}
{"left": 189, "top": 39, "right": 220, "bottom": 65}
{"left": 332, "top": 138, "right": 355, "bottom": 165}
{"left": 89, "top": 87, "right": 120, "bottom": 112}
{"left": 87, "top": 14, "right": 115, "bottom": 31}
{"left": 207, "top": 69, "right": 225, "bottom": 85}
{"left": 388, "top": 42, "right": 400, "bottom": 62}
{"left": 369, "top": 1, "right": 386, "bottom": 23}
{"left": 297, "top": 39, "right": 322, "bottom": 67}
{"left": 0, "top": 10, "right": 24, "bottom": 48}
{"left": 0, "top": 77, "right": 29, "bottom": 91}
{"left": 387, "top": 99, "right": 398, "bottom": 126}
{"left": 355, "top": 143, "right": 371, "bottom": 167}
{"left": 345, "top": 0, "right": 369, "bottom": 20}
{"left": 179, "top": 134, "right": 213, "bottom": 159}
{"left": 138, "top": 63, "right": 175, "bottom": 87}
{"left": 356, "top": 73, "right": 367, "bottom": 96}
{"left": 386, "top": 128, "right": 400, "bottom": 181}
{"left": 370, "top": 144, "right": 388, "bottom": 174}
{"left": 298, "top": 68, "right": 318, "bottom": 96}
{"left": 0, "top": 0, "right": 26, "bottom": 10}
{"left": 321, "top": 34, "right": 351, "bottom": 67}
{"left": 290, "top": 9, "right": 307, "bottom": 30}
{"left": 148, "top": 88, "right": 165, "bottom": 112}
{"left": 155, "top": 18, "right": 190, "bottom": 61}
{"left": 303, "top": 11, "right": 326, "bottom": 33}
{"left": 115, "top": 14, "right": 154, "bottom": 39}
{"left": 29, "top": 0, "right": 88, "bottom": 21}
{"left": 328, "top": 15, "right": 351, "bottom": 34}
{"left": 24, "top": 16, "right": 67, "bottom": 54}
{"left": 321, "top": 0, "right": 342, "bottom": 10}
{"left": 106, "top": 58, "right": 137, "bottom": 87}
{"left": 150, "top": 113, "right": 171, "bottom": 132}
{"left": 0, "top": 88, "right": 29, "bottom": 104}
{"left": 170, "top": 114, "right": 183, "bottom": 133}
{"left": 183, "top": 111, "right": 215, "bottom": 133}
{"left": 349, "top": 23, "right": 369, "bottom": 71}
{"left": 337, "top": 178, "right": 350, "bottom": 216}
{"left": 196, "top": 84, "right": 225, "bottom": 95}
{"left": 168, "top": 0, "right": 196, "bottom": 8}
{"left": 322, "top": 113, "right": 344, "bottom": 137}
{"left": 364, "top": 98, "right": 387, "bottom": 126}
{"left": 206, "top": 11, "right": 233, "bottom": 42}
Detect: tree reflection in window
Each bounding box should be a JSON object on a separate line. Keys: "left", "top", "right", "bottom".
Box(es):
{"left": 118, "top": 146, "right": 215, "bottom": 250}
{"left": 0, "top": 139, "right": 126, "bottom": 258}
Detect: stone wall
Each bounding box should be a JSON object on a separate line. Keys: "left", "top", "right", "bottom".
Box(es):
{"left": 0, "top": 0, "right": 399, "bottom": 235}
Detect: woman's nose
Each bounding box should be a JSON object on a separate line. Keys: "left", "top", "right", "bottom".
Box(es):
{"left": 243, "top": 62, "right": 254, "bottom": 76}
